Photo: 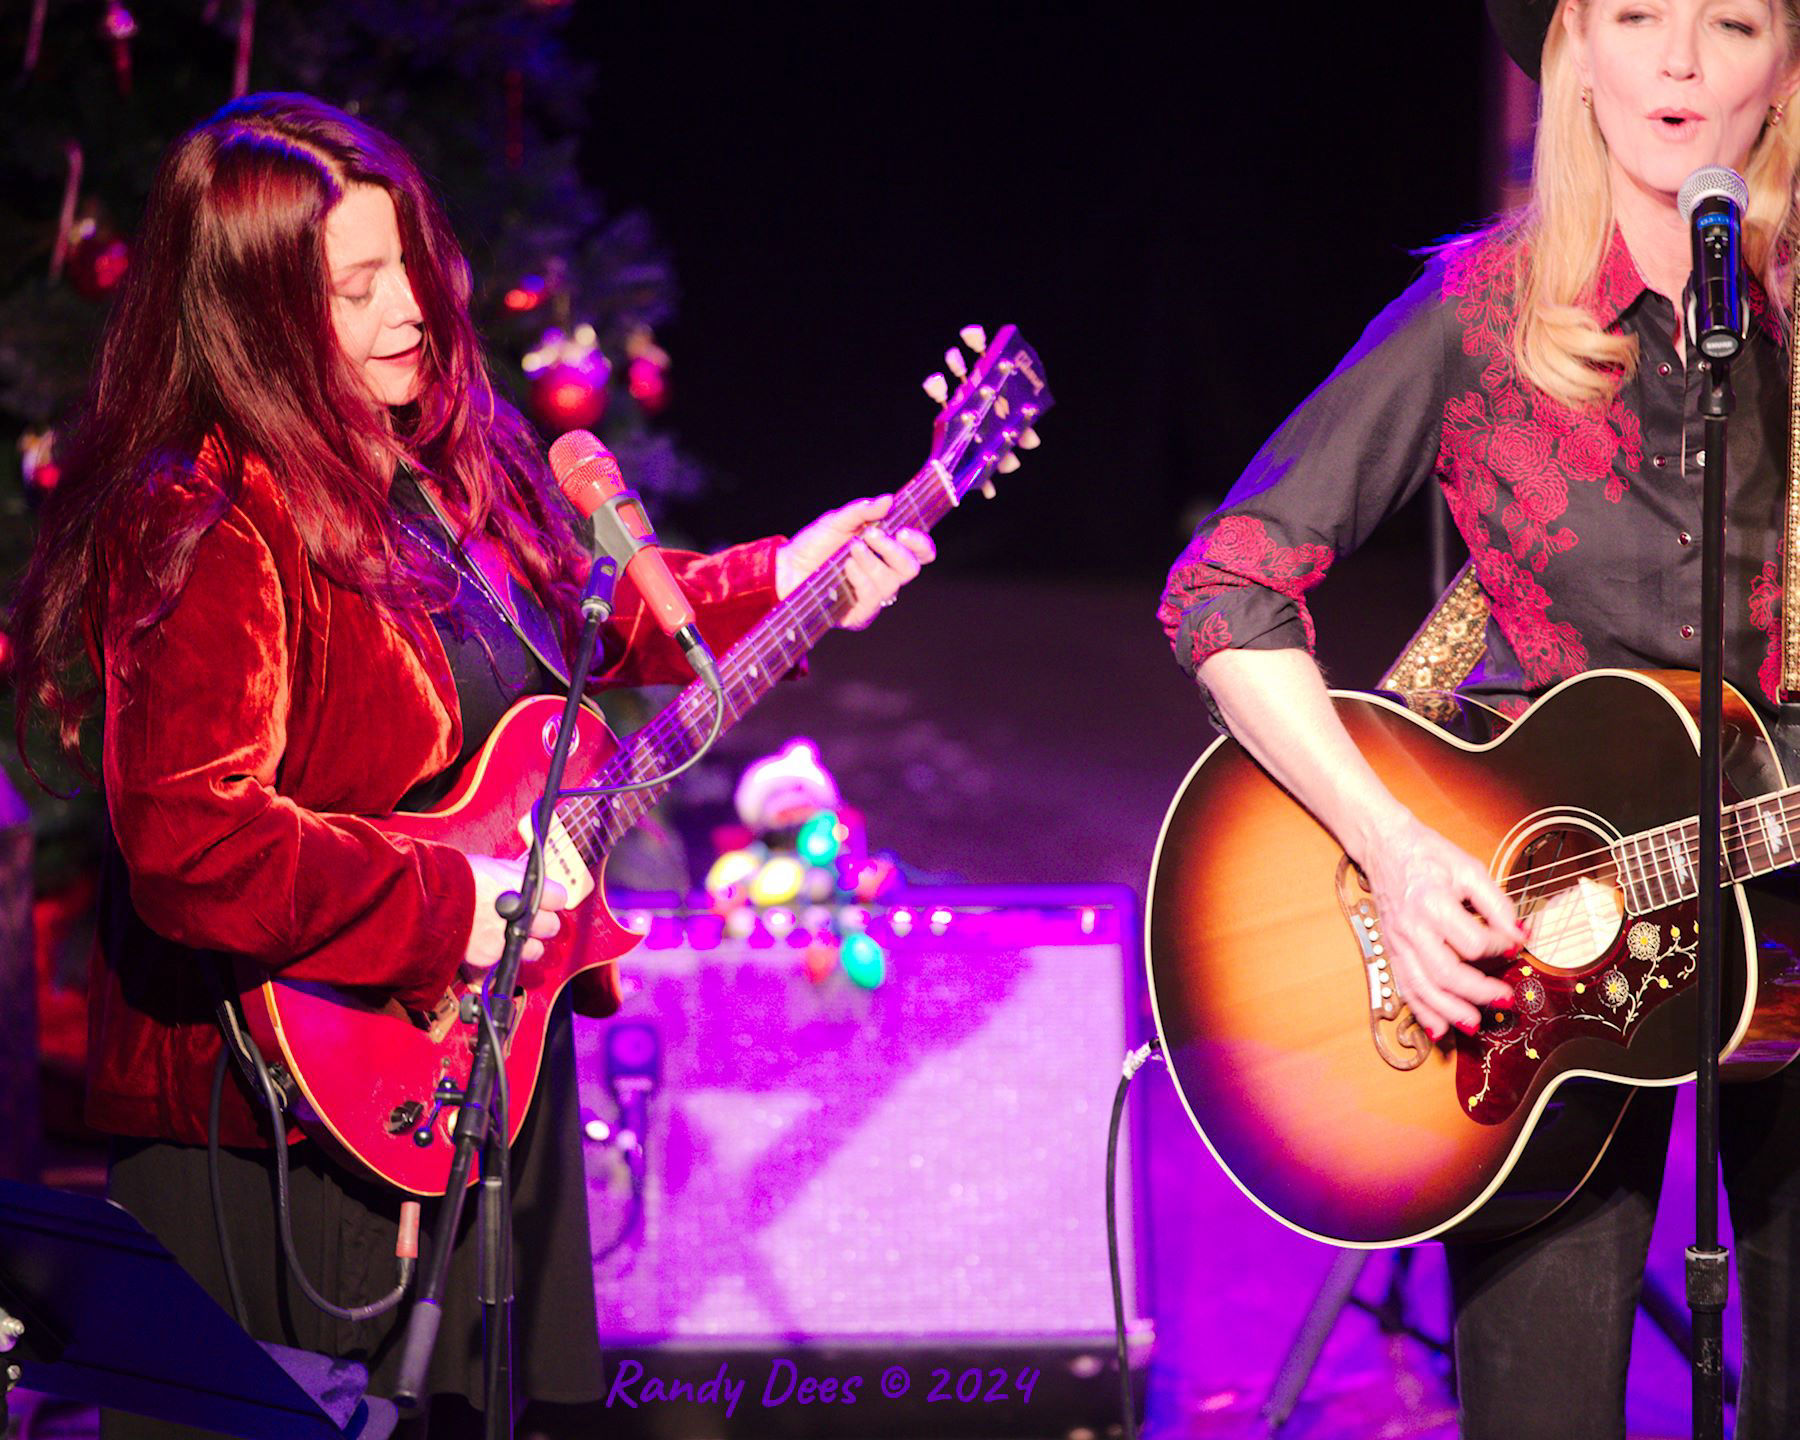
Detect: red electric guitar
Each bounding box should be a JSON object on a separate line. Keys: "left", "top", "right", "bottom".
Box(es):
{"left": 240, "top": 326, "right": 1052, "bottom": 1194}
{"left": 1146, "top": 670, "right": 1800, "bottom": 1248}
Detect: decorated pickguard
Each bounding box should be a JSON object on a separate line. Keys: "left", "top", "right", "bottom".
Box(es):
{"left": 1457, "top": 911, "right": 1698, "bottom": 1124}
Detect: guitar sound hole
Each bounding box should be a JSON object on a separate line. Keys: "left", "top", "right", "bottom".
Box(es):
{"left": 1511, "top": 824, "right": 1624, "bottom": 973}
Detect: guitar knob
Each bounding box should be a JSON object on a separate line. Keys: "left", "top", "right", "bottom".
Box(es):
{"left": 944, "top": 347, "right": 968, "bottom": 379}
{"left": 922, "top": 373, "right": 949, "bottom": 406}
{"left": 387, "top": 1100, "right": 426, "bottom": 1136}
{"left": 996, "top": 452, "right": 1022, "bottom": 474}
{"left": 1018, "top": 427, "right": 1041, "bottom": 449}
{"left": 958, "top": 324, "right": 989, "bottom": 354}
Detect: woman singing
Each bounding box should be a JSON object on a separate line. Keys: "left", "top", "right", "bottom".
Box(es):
{"left": 8, "top": 92, "right": 932, "bottom": 1431}
{"left": 1159, "top": 2, "right": 1800, "bottom": 1435}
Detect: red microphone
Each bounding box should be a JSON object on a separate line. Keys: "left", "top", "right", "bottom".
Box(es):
{"left": 549, "top": 429, "right": 700, "bottom": 640}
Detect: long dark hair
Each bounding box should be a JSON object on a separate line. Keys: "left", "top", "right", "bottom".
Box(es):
{"left": 10, "top": 92, "right": 587, "bottom": 765}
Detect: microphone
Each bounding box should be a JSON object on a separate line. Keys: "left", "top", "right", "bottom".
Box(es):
{"left": 1678, "top": 165, "right": 1750, "bottom": 362}
{"left": 548, "top": 429, "right": 718, "bottom": 681}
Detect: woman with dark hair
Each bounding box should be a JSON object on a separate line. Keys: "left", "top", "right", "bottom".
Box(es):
{"left": 9, "top": 92, "right": 933, "bottom": 1430}
{"left": 1159, "top": 2, "right": 1800, "bottom": 1436}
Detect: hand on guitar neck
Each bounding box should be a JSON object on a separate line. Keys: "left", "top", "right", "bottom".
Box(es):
{"left": 775, "top": 494, "right": 936, "bottom": 629}
{"left": 462, "top": 855, "right": 571, "bottom": 980}
{"left": 1197, "top": 646, "right": 1524, "bottom": 1041}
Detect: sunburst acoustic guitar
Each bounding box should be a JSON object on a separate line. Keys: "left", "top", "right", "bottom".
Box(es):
{"left": 1146, "top": 669, "right": 1800, "bottom": 1247}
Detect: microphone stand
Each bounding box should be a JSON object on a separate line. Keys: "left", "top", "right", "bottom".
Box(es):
{"left": 1689, "top": 352, "right": 1730, "bottom": 1440}
{"left": 393, "top": 555, "right": 618, "bottom": 1439}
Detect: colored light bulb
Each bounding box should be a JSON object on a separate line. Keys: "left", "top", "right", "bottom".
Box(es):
{"left": 841, "top": 932, "right": 887, "bottom": 989}
{"left": 796, "top": 810, "right": 842, "bottom": 866}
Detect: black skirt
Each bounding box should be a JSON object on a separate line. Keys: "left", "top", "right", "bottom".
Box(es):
{"left": 104, "top": 996, "right": 603, "bottom": 1432}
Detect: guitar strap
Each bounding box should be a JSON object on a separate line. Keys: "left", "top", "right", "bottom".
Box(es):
{"left": 1390, "top": 272, "right": 1800, "bottom": 729}
{"left": 400, "top": 469, "right": 580, "bottom": 693}
{"left": 1782, "top": 258, "right": 1800, "bottom": 726}
{"left": 1377, "top": 560, "right": 1491, "bottom": 727}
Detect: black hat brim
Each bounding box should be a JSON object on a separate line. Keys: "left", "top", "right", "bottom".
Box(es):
{"left": 1486, "top": 0, "right": 1558, "bottom": 82}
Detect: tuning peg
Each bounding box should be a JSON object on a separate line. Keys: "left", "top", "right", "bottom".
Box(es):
{"left": 958, "top": 324, "right": 988, "bottom": 354}
{"left": 996, "top": 452, "right": 1021, "bottom": 474}
{"left": 1018, "top": 427, "right": 1041, "bottom": 449}
{"left": 979, "top": 479, "right": 998, "bottom": 499}
{"left": 922, "top": 373, "right": 949, "bottom": 406}
{"left": 944, "top": 347, "right": 968, "bottom": 380}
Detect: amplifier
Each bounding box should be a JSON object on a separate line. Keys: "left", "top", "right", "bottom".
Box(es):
{"left": 575, "top": 885, "right": 1151, "bottom": 1438}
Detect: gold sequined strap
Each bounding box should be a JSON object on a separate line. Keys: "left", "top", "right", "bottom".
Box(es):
{"left": 1379, "top": 562, "right": 1491, "bottom": 725}
{"left": 1784, "top": 258, "right": 1800, "bottom": 702}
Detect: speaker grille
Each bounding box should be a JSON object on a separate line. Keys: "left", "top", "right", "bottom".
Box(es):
{"left": 579, "top": 889, "right": 1146, "bottom": 1345}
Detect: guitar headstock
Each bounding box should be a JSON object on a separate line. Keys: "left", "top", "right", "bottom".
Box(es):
{"left": 922, "top": 324, "right": 1053, "bottom": 502}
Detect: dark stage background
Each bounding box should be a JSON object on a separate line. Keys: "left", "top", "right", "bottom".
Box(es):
{"left": 563, "top": 6, "right": 1490, "bottom": 581}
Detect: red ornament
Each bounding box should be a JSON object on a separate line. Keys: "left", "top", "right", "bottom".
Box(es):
{"left": 624, "top": 326, "right": 672, "bottom": 417}
{"left": 530, "top": 359, "right": 609, "bottom": 430}
{"left": 19, "top": 431, "right": 61, "bottom": 494}
{"left": 626, "top": 354, "right": 670, "bottom": 417}
{"left": 65, "top": 221, "right": 129, "bottom": 299}
{"left": 503, "top": 274, "right": 548, "bottom": 312}
{"left": 102, "top": 1, "right": 137, "bottom": 95}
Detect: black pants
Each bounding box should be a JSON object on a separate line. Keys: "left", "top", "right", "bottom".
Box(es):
{"left": 100, "top": 998, "right": 603, "bottom": 1438}
{"left": 1446, "top": 1062, "right": 1800, "bottom": 1439}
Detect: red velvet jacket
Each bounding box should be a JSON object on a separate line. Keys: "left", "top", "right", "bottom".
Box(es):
{"left": 88, "top": 453, "right": 784, "bottom": 1146}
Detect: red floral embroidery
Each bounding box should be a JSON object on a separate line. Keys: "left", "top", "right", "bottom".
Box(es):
{"left": 1189, "top": 612, "right": 1232, "bottom": 669}
{"left": 1200, "top": 516, "right": 1334, "bottom": 596}
{"left": 1434, "top": 230, "right": 1653, "bottom": 685}
{"left": 1157, "top": 515, "right": 1334, "bottom": 663}
{"left": 1751, "top": 560, "right": 1782, "bottom": 704}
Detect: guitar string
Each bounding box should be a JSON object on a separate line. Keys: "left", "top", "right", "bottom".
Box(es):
{"left": 1378, "top": 796, "right": 1777, "bottom": 975}
{"left": 545, "top": 381, "right": 1004, "bottom": 865}
{"left": 558, "top": 468, "right": 947, "bottom": 850}
{"left": 1334, "top": 789, "right": 1798, "bottom": 972}
{"left": 1497, "top": 795, "right": 1793, "bottom": 904}
{"left": 1504, "top": 814, "right": 1763, "bottom": 968}
{"left": 1489, "top": 797, "right": 1792, "bottom": 949}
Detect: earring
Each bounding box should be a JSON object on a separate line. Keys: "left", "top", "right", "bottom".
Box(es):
{"left": 1772, "top": 100, "right": 1788, "bottom": 127}
{"left": 1581, "top": 87, "right": 1593, "bottom": 111}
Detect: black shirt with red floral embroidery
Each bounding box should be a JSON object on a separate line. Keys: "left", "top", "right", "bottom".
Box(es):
{"left": 1158, "top": 226, "right": 1790, "bottom": 736}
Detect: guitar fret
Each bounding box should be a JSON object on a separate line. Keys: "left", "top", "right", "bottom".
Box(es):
{"left": 1617, "top": 835, "right": 1647, "bottom": 913}
{"left": 1719, "top": 806, "right": 1742, "bottom": 883}
{"left": 1662, "top": 825, "right": 1691, "bottom": 901}
{"left": 1736, "top": 803, "right": 1765, "bottom": 881}
{"left": 1663, "top": 828, "right": 1685, "bottom": 904}
{"left": 1645, "top": 832, "right": 1668, "bottom": 908}
{"left": 552, "top": 328, "right": 1051, "bottom": 879}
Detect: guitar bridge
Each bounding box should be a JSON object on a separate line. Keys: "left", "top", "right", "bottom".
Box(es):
{"left": 1336, "top": 857, "right": 1431, "bottom": 1071}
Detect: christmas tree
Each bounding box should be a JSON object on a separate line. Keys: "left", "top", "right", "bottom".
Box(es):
{"left": 0, "top": 0, "right": 692, "bottom": 875}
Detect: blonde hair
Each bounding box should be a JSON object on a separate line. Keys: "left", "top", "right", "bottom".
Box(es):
{"left": 1513, "top": 0, "right": 1800, "bottom": 408}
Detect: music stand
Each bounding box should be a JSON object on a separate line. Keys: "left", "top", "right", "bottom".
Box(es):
{"left": 0, "top": 1179, "right": 394, "bottom": 1440}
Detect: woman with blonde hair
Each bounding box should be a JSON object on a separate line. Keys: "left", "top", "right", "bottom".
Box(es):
{"left": 1159, "top": 1, "right": 1800, "bottom": 1434}
{"left": 9, "top": 91, "right": 932, "bottom": 1432}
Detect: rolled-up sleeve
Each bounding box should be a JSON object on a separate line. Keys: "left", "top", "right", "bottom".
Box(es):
{"left": 1158, "top": 257, "right": 1455, "bottom": 680}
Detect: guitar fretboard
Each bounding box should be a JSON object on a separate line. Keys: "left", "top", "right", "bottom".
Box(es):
{"left": 522, "top": 329, "right": 1048, "bottom": 871}
{"left": 579, "top": 462, "right": 963, "bottom": 855}
{"left": 1611, "top": 785, "right": 1800, "bottom": 911}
